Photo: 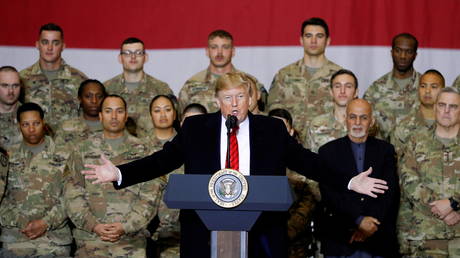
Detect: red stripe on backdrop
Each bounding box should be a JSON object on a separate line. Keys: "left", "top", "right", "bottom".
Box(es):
{"left": 2, "top": 0, "right": 460, "bottom": 49}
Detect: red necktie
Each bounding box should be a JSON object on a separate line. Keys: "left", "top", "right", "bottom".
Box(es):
{"left": 226, "top": 126, "right": 239, "bottom": 171}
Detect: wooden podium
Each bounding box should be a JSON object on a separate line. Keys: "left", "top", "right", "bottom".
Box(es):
{"left": 164, "top": 174, "right": 294, "bottom": 258}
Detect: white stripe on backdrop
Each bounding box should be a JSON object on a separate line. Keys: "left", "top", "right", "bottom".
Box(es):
{"left": 1, "top": 46, "right": 460, "bottom": 96}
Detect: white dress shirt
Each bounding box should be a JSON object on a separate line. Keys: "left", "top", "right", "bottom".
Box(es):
{"left": 220, "top": 115, "right": 250, "bottom": 175}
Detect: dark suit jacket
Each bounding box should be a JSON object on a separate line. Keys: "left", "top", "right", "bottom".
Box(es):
{"left": 117, "top": 112, "right": 353, "bottom": 258}
{"left": 318, "top": 136, "right": 400, "bottom": 257}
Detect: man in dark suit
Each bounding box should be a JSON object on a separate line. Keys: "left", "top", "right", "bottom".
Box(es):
{"left": 318, "top": 99, "right": 400, "bottom": 257}
{"left": 83, "top": 73, "right": 389, "bottom": 258}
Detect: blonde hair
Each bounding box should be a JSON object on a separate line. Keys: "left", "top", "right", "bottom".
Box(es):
{"left": 215, "top": 72, "right": 254, "bottom": 97}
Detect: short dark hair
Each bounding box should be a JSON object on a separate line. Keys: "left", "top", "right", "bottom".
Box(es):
{"left": 100, "top": 94, "right": 127, "bottom": 111}
{"left": 183, "top": 103, "right": 207, "bottom": 115}
{"left": 17, "top": 102, "right": 44, "bottom": 122}
{"left": 330, "top": 69, "right": 358, "bottom": 89}
{"left": 208, "top": 30, "right": 233, "bottom": 43}
{"left": 39, "top": 23, "right": 64, "bottom": 39}
{"left": 78, "top": 79, "right": 107, "bottom": 98}
{"left": 392, "top": 33, "right": 418, "bottom": 52}
{"left": 0, "top": 66, "right": 18, "bottom": 73}
{"left": 268, "top": 108, "right": 293, "bottom": 128}
{"left": 121, "top": 37, "right": 145, "bottom": 49}
{"left": 423, "top": 69, "right": 445, "bottom": 87}
{"left": 301, "top": 17, "right": 329, "bottom": 37}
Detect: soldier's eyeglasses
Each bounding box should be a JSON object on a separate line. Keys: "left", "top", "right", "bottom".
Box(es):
{"left": 120, "top": 50, "right": 145, "bottom": 57}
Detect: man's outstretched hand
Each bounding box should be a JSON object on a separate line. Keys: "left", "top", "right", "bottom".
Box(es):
{"left": 82, "top": 154, "right": 119, "bottom": 184}
{"left": 349, "top": 167, "right": 388, "bottom": 198}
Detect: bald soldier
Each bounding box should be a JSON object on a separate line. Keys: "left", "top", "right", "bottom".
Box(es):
{"left": 65, "top": 95, "right": 163, "bottom": 257}
{"left": 20, "top": 23, "right": 88, "bottom": 132}
{"left": 391, "top": 69, "right": 445, "bottom": 155}
{"left": 398, "top": 87, "right": 460, "bottom": 257}
{"left": 0, "top": 66, "right": 22, "bottom": 150}
{"left": 318, "top": 99, "right": 400, "bottom": 257}
{"left": 364, "top": 33, "right": 420, "bottom": 139}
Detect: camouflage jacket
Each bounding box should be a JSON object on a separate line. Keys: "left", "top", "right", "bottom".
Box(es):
{"left": 178, "top": 66, "right": 266, "bottom": 113}
{"left": 145, "top": 134, "right": 182, "bottom": 240}
{"left": 0, "top": 103, "right": 22, "bottom": 151}
{"left": 364, "top": 70, "right": 421, "bottom": 139}
{"left": 65, "top": 132, "right": 163, "bottom": 241}
{"left": 390, "top": 108, "right": 434, "bottom": 156}
{"left": 54, "top": 115, "right": 103, "bottom": 146}
{"left": 104, "top": 73, "right": 173, "bottom": 138}
{"left": 452, "top": 75, "right": 460, "bottom": 90}
{"left": 20, "top": 60, "right": 88, "bottom": 132}
{"left": 268, "top": 59, "right": 342, "bottom": 142}
{"left": 398, "top": 127, "right": 460, "bottom": 246}
{"left": 0, "top": 137, "right": 72, "bottom": 245}
{"left": 306, "top": 111, "right": 347, "bottom": 153}
{"left": 0, "top": 148, "right": 8, "bottom": 204}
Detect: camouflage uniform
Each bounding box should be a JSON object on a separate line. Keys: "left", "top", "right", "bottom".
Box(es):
{"left": 452, "top": 75, "right": 460, "bottom": 90}
{"left": 398, "top": 128, "right": 460, "bottom": 257}
{"left": 145, "top": 134, "right": 182, "bottom": 258}
{"left": 20, "top": 60, "right": 88, "bottom": 132}
{"left": 65, "top": 132, "right": 163, "bottom": 258}
{"left": 54, "top": 114, "right": 103, "bottom": 146}
{"left": 268, "top": 59, "right": 342, "bottom": 142}
{"left": 390, "top": 108, "right": 434, "bottom": 156}
{"left": 306, "top": 111, "right": 347, "bottom": 153}
{"left": 0, "top": 136, "right": 72, "bottom": 256}
{"left": 363, "top": 70, "right": 421, "bottom": 139}
{"left": 286, "top": 170, "right": 318, "bottom": 258}
{"left": 0, "top": 103, "right": 22, "bottom": 151}
{"left": 0, "top": 147, "right": 8, "bottom": 203}
{"left": 104, "top": 73, "right": 173, "bottom": 138}
{"left": 178, "top": 67, "right": 266, "bottom": 113}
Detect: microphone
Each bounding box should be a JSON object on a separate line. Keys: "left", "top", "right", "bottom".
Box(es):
{"left": 225, "top": 115, "right": 238, "bottom": 131}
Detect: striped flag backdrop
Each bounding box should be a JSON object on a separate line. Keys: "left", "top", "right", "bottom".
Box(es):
{"left": 1, "top": 0, "right": 460, "bottom": 94}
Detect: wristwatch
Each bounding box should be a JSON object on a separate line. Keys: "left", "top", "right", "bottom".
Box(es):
{"left": 449, "top": 197, "right": 460, "bottom": 211}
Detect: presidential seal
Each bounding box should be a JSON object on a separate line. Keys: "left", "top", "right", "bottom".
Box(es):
{"left": 208, "top": 168, "right": 248, "bottom": 208}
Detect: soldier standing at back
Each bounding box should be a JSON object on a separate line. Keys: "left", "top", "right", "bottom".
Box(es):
{"left": 268, "top": 17, "right": 342, "bottom": 142}
{"left": 391, "top": 69, "right": 445, "bottom": 155}
{"left": 364, "top": 33, "right": 420, "bottom": 139}
{"left": 178, "top": 30, "right": 266, "bottom": 113}
{"left": 0, "top": 103, "right": 72, "bottom": 256}
{"left": 20, "top": 23, "right": 88, "bottom": 133}
{"left": 0, "top": 66, "right": 22, "bottom": 150}
{"left": 65, "top": 95, "right": 163, "bottom": 257}
{"left": 104, "top": 37, "right": 173, "bottom": 138}
{"left": 399, "top": 87, "right": 460, "bottom": 257}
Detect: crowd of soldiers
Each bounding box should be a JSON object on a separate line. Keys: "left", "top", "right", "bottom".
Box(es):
{"left": 0, "top": 16, "right": 460, "bottom": 257}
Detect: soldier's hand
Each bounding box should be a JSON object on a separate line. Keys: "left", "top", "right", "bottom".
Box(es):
{"left": 443, "top": 211, "right": 460, "bottom": 226}
{"left": 21, "top": 219, "right": 48, "bottom": 239}
{"left": 82, "top": 154, "right": 119, "bottom": 184}
{"left": 349, "top": 167, "right": 388, "bottom": 198}
{"left": 106, "top": 223, "right": 125, "bottom": 238}
{"left": 430, "top": 199, "right": 452, "bottom": 219}
{"left": 358, "top": 216, "right": 379, "bottom": 237}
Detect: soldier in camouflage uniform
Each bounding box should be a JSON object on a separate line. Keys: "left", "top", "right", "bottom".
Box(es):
{"left": 364, "top": 33, "right": 420, "bottom": 139}
{"left": 54, "top": 79, "right": 107, "bottom": 146}
{"left": 65, "top": 95, "right": 162, "bottom": 257}
{"left": 145, "top": 95, "right": 182, "bottom": 258}
{"left": 0, "top": 146, "right": 8, "bottom": 203}
{"left": 0, "top": 103, "right": 72, "bottom": 256}
{"left": 178, "top": 30, "right": 267, "bottom": 113}
{"left": 268, "top": 17, "right": 342, "bottom": 142}
{"left": 391, "top": 69, "right": 445, "bottom": 156}
{"left": 0, "top": 66, "right": 22, "bottom": 151}
{"left": 268, "top": 108, "right": 318, "bottom": 258}
{"left": 104, "top": 37, "right": 173, "bottom": 138}
{"left": 20, "top": 23, "right": 88, "bottom": 133}
{"left": 398, "top": 87, "right": 460, "bottom": 257}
